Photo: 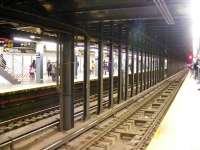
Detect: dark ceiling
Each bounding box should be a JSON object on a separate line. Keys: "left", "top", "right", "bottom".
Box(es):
{"left": 0, "top": 0, "right": 191, "bottom": 22}
{"left": 0, "top": 0, "right": 193, "bottom": 57}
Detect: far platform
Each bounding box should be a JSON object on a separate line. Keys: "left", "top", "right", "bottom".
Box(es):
{"left": 0, "top": 74, "right": 110, "bottom": 95}
{"left": 146, "top": 72, "right": 200, "bottom": 150}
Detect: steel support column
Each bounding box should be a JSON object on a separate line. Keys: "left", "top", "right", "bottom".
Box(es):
{"left": 131, "top": 47, "right": 135, "bottom": 97}
{"left": 159, "top": 56, "right": 161, "bottom": 80}
{"left": 157, "top": 49, "right": 160, "bottom": 82}
{"left": 128, "top": 28, "right": 134, "bottom": 97}
{"left": 150, "top": 44, "right": 153, "bottom": 87}
{"left": 155, "top": 47, "right": 158, "bottom": 84}
{"left": 97, "top": 23, "right": 103, "bottom": 114}
{"left": 59, "top": 34, "right": 74, "bottom": 131}
{"left": 161, "top": 49, "right": 163, "bottom": 81}
{"left": 118, "top": 25, "right": 122, "bottom": 103}
{"left": 156, "top": 49, "right": 159, "bottom": 83}
{"left": 153, "top": 50, "right": 156, "bottom": 85}
{"left": 158, "top": 52, "right": 160, "bottom": 82}
{"left": 144, "top": 45, "right": 147, "bottom": 90}
{"left": 159, "top": 48, "right": 162, "bottom": 82}
{"left": 56, "top": 40, "right": 60, "bottom": 86}
{"left": 140, "top": 49, "right": 143, "bottom": 92}
{"left": 161, "top": 50, "right": 164, "bottom": 80}
{"left": 125, "top": 43, "right": 129, "bottom": 100}
{"left": 155, "top": 49, "right": 158, "bottom": 84}
{"left": 147, "top": 41, "right": 150, "bottom": 89}
{"left": 157, "top": 48, "right": 159, "bottom": 82}
{"left": 109, "top": 24, "right": 114, "bottom": 107}
{"left": 83, "top": 36, "right": 90, "bottom": 120}
{"left": 154, "top": 52, "right": 157, "bottom": 85}
{"left": 136, "top": 47, "right": 139, "bottom": 94}
{"left": 152, "top": 50, "right": 154, "bottom": 85}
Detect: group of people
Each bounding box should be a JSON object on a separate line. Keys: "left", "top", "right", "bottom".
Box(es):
{"left": 103, "top": 60, "right": 118, "bottom": 75}
{"left": 29, "top": 60, "right": 57, "bottom": 82}
{"left": 0, "top": 54, "right": 57, "bottom": 82}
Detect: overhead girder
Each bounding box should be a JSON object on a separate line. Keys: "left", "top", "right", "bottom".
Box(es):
{"left": 59, "top": 3, "right": 190, "bottom": 23}
{"left": 0, "top": 0, "right": 190, "bottom": 23}
{"left": 0, "top": 0, "right": 192, "bottom": 61}
{"left": 0, "top": 6, "right": 88, "bottom": 36}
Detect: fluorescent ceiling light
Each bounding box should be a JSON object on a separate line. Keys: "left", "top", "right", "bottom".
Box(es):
{"left": 13, "top": 37, "right": 32, "bottom": 42}
{"left": 41, "top": 41, "right": 56, "bottom": 45}
{"left": 41, "top": 41, "right": 57, "bottom": 51}
{"left": 75, "top": 46, "right": 84, "bottom": 51}
{"left": 30, "top": 35, "right": 35, "bottom": 39}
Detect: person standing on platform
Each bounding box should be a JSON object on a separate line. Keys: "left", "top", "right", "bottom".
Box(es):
{"left": 193, "top": 61, "right": 197, "bottom": 79}
{"left": 51, "top": 64, "right": 57, "bottom": 82}
{"left": 47, "top": 60, "right": 52, "bottom": 77}
{"left": 29, "top": 60, "right": 36, "bottom": 81}
{"left": 103, "top": 60, "right": 107, "bottom": 75}
{"left": 113, "top": 61, "right": 118, "bottom": 74}
{"left": 197, "top": 58, "right": 200, "bottom": 82}
{"left": 90, "top": 60, "right": 95, "bottom": 76}
{"left": 74, "top": 57, "right": 79, "bottom": 79}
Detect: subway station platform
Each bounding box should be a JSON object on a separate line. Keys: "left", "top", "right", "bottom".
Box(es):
{"left": 147, "top": 72, "right": 200, "bottom": 150}
{"left": 0, "top": 78, "right": 55, "bottom": 95}
{"left": 0, "top": 74, "right": 111, "bottom": 95}
{"left": 0, "top": 82, "right": 56, "bottom": 94}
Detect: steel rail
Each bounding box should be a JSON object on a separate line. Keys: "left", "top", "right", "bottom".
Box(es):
{"left": 43, "top": 70, "right": 186, "bottom": 150}
{"left": 0, "top": 100, "right": 108, "bottom": 148}
{"left": 0, "top": 73, "right": 181, "bottom": 149}
{"left": 0, "top": 106, "right": 59, "bottom": 127}
{"left": 0, "top": 85, "right": 128, "bottom": 148}
{"left": 0, "top": 85, "right": 151, "bottom": 148}
{"left": 75, "top": 81, "right": 171, "bottom": 150}
{"left": 0, "top": 88, "right": 118, "bottom": 130}
{"left": 0, "top": 80, "right": 147, "bottom": 131}
{"left": 135, "top": 73, "right": 186, "bottom": 149}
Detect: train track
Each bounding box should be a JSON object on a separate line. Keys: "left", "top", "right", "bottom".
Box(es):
{"left": 43, "top": 70, "right": 186, "bottom": 150}
{"left": 0, "top": 78, "right": 146, "bottom": 134}
{"left": 0, "top": 88, "right": 118, "bottom": 134}
{"left": 0, "top": 71, "right": 184, "bottom": 149}
{"left": 0, "top": 77, "right": 148, "bottom": 135}
{"left": 0, "top": 89, "right": 123, "bottom": 149}
{"left": 0, "top": 80, "right": 148, "bottom": 149}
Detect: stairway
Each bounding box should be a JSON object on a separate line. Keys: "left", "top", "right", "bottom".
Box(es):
{"left": 0, "top": 67, "right": 21, "bottom": 84}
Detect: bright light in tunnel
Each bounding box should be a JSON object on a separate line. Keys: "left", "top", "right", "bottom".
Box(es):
{"left": 13, "top": 37, "right": 32, "bottom": 42}
{"left": 191, "top": 0, "right": 200, "bottom": 58}
{"left": 41, "top": 41, "right": 57, "bottom": 51}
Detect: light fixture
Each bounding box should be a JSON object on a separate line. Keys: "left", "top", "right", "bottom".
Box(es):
{"left": 13, "top": 37, "right": 32, "bottom": 42}
{"left": 41, "top": 41, "right": 57, "bottom": 51}
{"left": 30, "top": 35, "right": 35, "bottom": 39}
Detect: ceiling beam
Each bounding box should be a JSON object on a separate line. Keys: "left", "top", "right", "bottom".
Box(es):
{"left": 153, "top": 0, "right": 175, "bottom": 24}
{"left": 0, "top": 6, "right": 88, "bottom": 36}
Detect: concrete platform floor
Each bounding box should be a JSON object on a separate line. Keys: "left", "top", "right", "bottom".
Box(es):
{"left": 0, "top": 81, "right": 55, "bottom": 94}
{"left": 147, "top": 72, "right": 200, "bottom": 150}
{"left": 0, "top": 74, "right": 111, "bottom": 94}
